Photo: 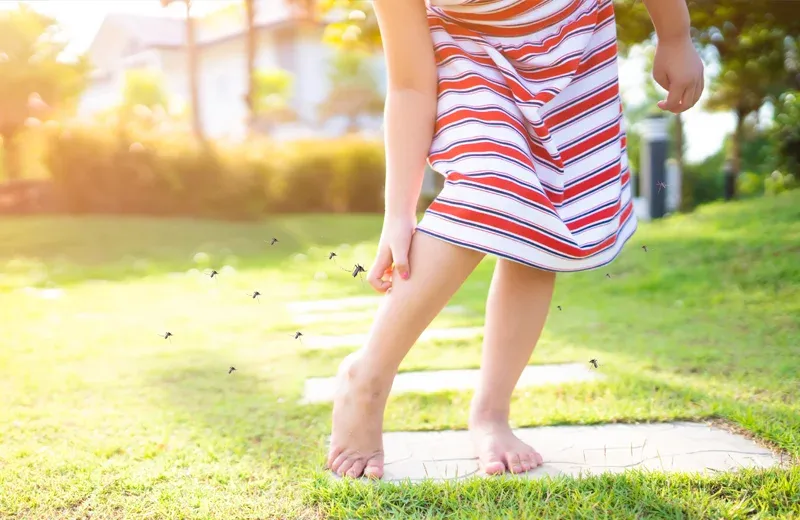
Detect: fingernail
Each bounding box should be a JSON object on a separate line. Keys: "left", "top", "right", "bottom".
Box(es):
{"left": 401, "top": 272, "right": 409, "bottom": 280}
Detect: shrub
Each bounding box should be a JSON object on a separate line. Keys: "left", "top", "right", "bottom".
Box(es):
{"left": 35, "top": 122, "right": 386, "bottom": 219}
{"left": 764, "top": 170, "right": 797, "bottom": 195}
{"left": 770, "top": 90, "right": 800, "bottom": 180}
{"left": 737, "top": 171, "right": 765, "bottom": 198}
{"left": 681, "top": 149, "right": 725, "bottom": 210}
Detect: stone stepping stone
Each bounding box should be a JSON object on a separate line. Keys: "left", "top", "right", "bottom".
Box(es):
{"left": 347, "top": 422, "right": 781, "bottom": 482}
{"left": 302, "top": 326, "right": 485, "bottom": 351}
{"left": 302, "top": 362, "right": 600, "bottom": 404}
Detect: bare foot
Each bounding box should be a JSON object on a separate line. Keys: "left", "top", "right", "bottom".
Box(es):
{"left": 327, "top": 352, "right": 389, "bottom": 479}
{"left": 469, "top": 414, "right": 544, "bottom": 475}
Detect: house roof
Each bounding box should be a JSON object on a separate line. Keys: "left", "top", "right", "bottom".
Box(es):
{"left": 103, "top": 14, "right": 186, "bottom": 48}
{"left": 90, "top": 5, "right": 329, "bottom": 55}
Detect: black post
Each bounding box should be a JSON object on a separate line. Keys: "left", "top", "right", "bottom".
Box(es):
{"left": 640, "top": 115, "right": 669, "bottom": 220}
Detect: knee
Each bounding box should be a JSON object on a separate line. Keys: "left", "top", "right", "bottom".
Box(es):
{"left": 338, "top": 351, "right": 364, "bottom": 381}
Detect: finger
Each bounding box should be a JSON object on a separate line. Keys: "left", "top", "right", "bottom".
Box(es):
{"left": 658, "top": 83, "right": 686, "bottom": 114}
{"left": 695, "top": 76, "right": 705, "bottom": 106}
{"left": 680, "top": 85, "right": 696, "bottom": 112}
{"left": 652, "top": 67, "right": 669, "bottom": 92}
{"left": 367, "top": 246, "right": 392, "bottom": 293}
{"left": 390, "top": 243, "right": 410, "bottom": 280}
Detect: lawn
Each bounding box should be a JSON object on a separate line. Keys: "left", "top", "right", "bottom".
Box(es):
{"left": 1, "top": 192, "right": 799, "bottom": 519}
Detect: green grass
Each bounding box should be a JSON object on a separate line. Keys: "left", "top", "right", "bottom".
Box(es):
{"left": 1, "top": 192, "right": 799, "bottom": 519}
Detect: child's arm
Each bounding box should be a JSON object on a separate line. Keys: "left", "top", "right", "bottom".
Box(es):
{"left": 374, "top": 0, "right": 437, "bottom": 219}
{"left": 642, "top": 0, "right": 691, "bottom": 41}
{"left": 366, "top": 0, "right": 437, "bottom": 289}
{"left": 642, "top": 0, "right": 704, "bottom": 113}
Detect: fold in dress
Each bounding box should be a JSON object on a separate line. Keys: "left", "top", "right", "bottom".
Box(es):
{"left": 416, "top": 0, "right": 637, "bottom": 272}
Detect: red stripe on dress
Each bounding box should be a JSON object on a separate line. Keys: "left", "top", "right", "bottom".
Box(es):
{"left": 428, "top": 199, "right": 620, "bottom": 258}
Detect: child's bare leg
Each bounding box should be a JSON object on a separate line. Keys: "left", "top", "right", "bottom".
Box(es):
{"left": 469, "top": 259, "right": 555, "bottom": 474}
{"left": 328, "top": 232, "right": 484, "bottom": 478}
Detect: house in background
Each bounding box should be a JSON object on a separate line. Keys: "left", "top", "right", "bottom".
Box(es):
{"left": 78, "top": 0, "right": 387, "bottom": 141}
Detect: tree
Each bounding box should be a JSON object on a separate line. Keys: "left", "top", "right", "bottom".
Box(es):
{"left": 122, "top": 69, "right": 168, "bottom": 112}
{"left": 318, "top": 49, "right": 384, "bottom": 133}
{"left": 244, "top": 0, "right": 258, "bottom": 137}
{"left": 160, "top": 0, "right": 204, "bottom": 142}
{"left": 704, "top": 26, "right": 791, "bottom": 181}
{"left": 0, "top": 5, "right": 88, "bottom": 180}
{"left": 251, "top": 69, "right": 297, "bottom": 133}
{"left": 284, "top": 0, "right": 380, "bottom": 52}
{"left": 771, "top": 90, "right": 800, "bottom": 179}
{"left": 615, "top": 0, "right": 800, "bottom": 195}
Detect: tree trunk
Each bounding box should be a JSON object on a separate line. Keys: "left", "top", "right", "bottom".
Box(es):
{"left": 725, "top": 106, "right": 747, "bottom": 201}
{"left": 2, "top": 133, "right": 22, "bottom": 181}
{"left": 186, "top": 1, "right": 204, "bottom": 142}
{"left": 732, "top": 106, "right": 746, "bottom": 176}
{"left": 245, "top": 0, "right": 257, "bottom": 138}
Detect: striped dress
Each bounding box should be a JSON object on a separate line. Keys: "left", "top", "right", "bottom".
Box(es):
{"left": 416, "top": 0, "right": 637, "bottom": 272}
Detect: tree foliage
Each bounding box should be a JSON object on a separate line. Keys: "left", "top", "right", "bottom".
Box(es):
{"left": 317, "top": 49, "right": 384, "bottom": 132}
{"left": 122, "top": 70, "right": 168, "bottom": 112}
{"left": 771, "top": 90, "right": 800, "bottom": 178}
{"left": 0, "top": 5, "right": 88, "bottom": 179}
{"left": 252, "top": 69, "right": 297, "bottom": 133}
{"left": 289, "top": 0, "right": 381, "bottom": 52}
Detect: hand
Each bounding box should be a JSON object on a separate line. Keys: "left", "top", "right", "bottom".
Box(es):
{"left": 652, "top": 35, "right": 705, "bottom": 114}
{"left": 367, "top": 213, "right": 417, "bottom": 293}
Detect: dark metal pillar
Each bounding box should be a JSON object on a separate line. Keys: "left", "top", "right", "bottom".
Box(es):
{"left": 640, "top": 115, "right": 669, "bottom": 220}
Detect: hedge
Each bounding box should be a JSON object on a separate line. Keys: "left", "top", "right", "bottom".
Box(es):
{"left": 35, "top": 123, "right": 386, "bottom": 220}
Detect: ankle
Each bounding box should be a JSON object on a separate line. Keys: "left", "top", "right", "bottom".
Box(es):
{"left": 469, "top": 398, "right": 511, "bottom": 427}
{"left": 338, "top": 351, "right": 395, "bottom": 399}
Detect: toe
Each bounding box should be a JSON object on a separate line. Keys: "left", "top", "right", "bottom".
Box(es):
{"left": 524, "top": 451, "right": 538, "bottom": 469}
{"left": 481, "top": 452, "right": 506, "bottom": 475}
{"left": 327, "top": 446, "right": 344, "bottom": 469}
{"left": 336, "top": 457, "right": 358, "bottom": 477}
{"left": 363, "top": 454, "right": 384, "bottom": 479}
{"left": 330, "top": 451, "right": 352, "bottom": 475}
{"left": 505, "top": 452, "right": 525, "bottom": 474}
{"left": 532, "top": 450, "right": 544, "bottom": 466}
{"left": 345, "top": 459, "right": 367, "bottom": 479}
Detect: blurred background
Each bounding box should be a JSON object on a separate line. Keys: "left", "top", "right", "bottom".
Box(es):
{"left": 0, "top": 0, "right": 797, "bottom": 220}
{"left": 1, "top": 3, "right": 798, "bottom": 518}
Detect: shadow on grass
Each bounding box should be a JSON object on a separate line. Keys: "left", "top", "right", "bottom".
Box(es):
{"left": 139, "top": 348, "right": 331, "bottom": 478}
{"left": 0, "top": 214, "right": 383, "bottom": 289}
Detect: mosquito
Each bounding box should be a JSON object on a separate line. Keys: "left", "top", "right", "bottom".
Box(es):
{"left": 657, "top": 181, "right": 668, "bottom": 194}
{"left": 292, "top": 331, "right": 303, "bottom": 341}
{"left": 248, "top": 291, "right": 261, "bottom": 301}
{"left": 207, "top": 269, "right": 219, "bottom": 279}
{"left": 605, "top": 273, "right": 612, "bottom": 279}
{"left": 228, "top": 366, "right": 237, "bottom": 374}
{"left": 557, "top": 305, "right": 562, "bottom": 311}
{"left": 589, "top": 359, "right": 599, "bottom": 369}
{"left": 642, "top": 245, "right": 648, "bottom": 253}
{"left": 341, "top": 263, "right": 367, "bottom": 281}
{"left": 268, "top": 237, "right": 279, "bottom": 246}
{"left": 160, "top": 332, "right": 173, "bottom": 343}
{"left": 329, "top": 252, "right": 337, "bottom": 260}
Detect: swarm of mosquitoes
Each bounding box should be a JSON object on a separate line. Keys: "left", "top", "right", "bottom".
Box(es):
{"left": 159, "top": 234, "right": 650, "bottom": 374}
{"left": 161, "top": 236, "right": 373, "bottom": 374}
